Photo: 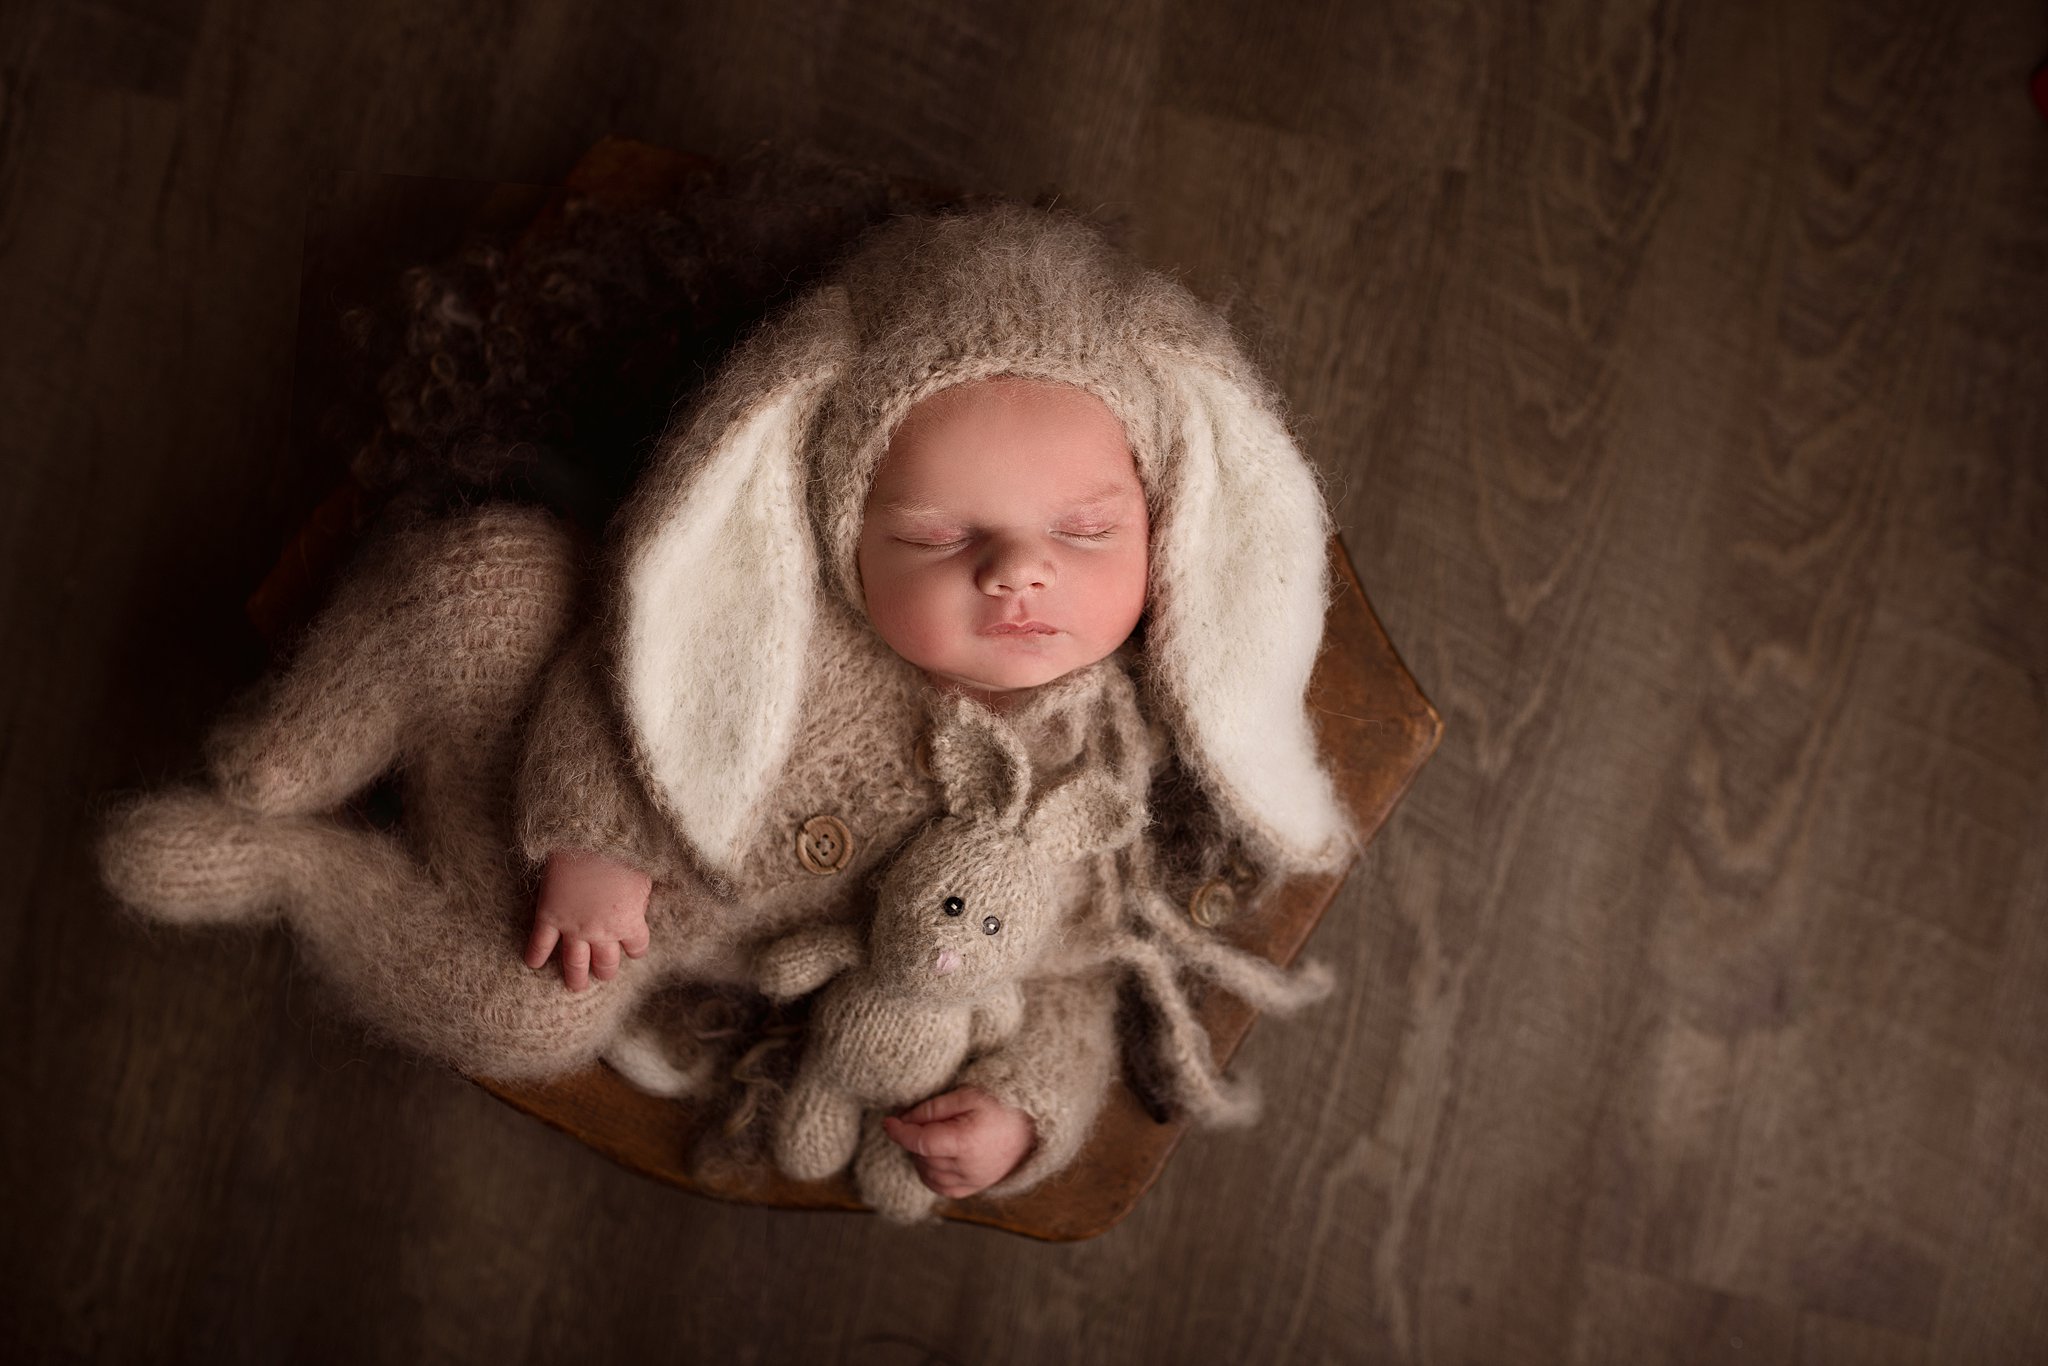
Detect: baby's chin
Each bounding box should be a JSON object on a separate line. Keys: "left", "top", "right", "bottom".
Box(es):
{"left": 924, "top": 641, "right": 1106, "bottom": 700}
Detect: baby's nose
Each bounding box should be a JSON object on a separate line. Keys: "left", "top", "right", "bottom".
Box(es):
{"left": 977, "top": 540, "right": 1054, "bottom": 594}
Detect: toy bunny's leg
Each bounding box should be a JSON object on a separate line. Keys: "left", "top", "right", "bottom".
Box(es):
{"left": 774, "top": 1072, "right": 863, "bottom": 1183}
{"left": 854, "top": 1115, "right": 940, "bottom": 1225}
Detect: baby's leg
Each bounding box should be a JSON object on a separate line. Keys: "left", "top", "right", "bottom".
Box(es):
{"left": 100, "top": 788, "right": 300, "bottom": 926}
{"left": 104, "top": 793, "right": 644, "bottom": 1078}
{"left": 774, "top": 1072, "right": 863, "bottom": 1182}
{"left": 286, "top": 840, "right": 645, "bottom": 1083}
{"left": 104, "top": 507, "right": 631, "bottom": 1079}
{"left": 206, "top": 507, "right": 576, "bottom": 822}
{"left": 206, "top": 544, "right": 423, "bottom": 819}
{"left": 854, "top": 1115, "right": 940, "bottom": 1224}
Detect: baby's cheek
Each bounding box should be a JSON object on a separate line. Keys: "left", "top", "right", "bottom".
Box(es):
{"left": 1077, "top": 559, "right": 1149, "bottom": 650}
{"left": 867, "top": 579, "right": 959, "bottom": 669}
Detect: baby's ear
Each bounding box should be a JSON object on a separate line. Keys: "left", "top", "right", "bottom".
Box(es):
{"left": 1142, "top": 346, "right": 1354, "bottom": 872}
{"left": 1022, "top": 771, "right": 1145, "bottom": 864}
{"left": 612, "top": 286, "right": 856, "bottom": 879}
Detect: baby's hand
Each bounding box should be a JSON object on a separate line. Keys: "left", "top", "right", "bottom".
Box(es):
{"left": 524, "top": 849, "right": 652, "bottom": 991}
{"left": 881, "top": 1086, "right": 1036, "bottom": 1199}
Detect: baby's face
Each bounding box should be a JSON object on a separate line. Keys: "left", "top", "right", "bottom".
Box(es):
{"left": 858, "top": 377, "right": 1149, "bottom": 701}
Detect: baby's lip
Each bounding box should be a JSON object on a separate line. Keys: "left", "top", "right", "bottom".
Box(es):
{"left": 982, "top": 621, "right": 1057, "bottom": 636}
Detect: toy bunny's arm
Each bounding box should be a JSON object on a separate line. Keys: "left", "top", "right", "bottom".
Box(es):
{"left": 515, "top": 632, "right": 678, "bottom": 878}
{"left": 755, "top": 923, "right": 865, "bottom": 1002}
{"left": 955, "top": 967, "right": 1118, "bottom": 1197}
{"left": 968, "top": 982, "right": 1026, "bottom": 1054}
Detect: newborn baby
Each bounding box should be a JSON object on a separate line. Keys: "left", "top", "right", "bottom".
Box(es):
{"left": 100, "top": 203, "right": 1351, "bottom": 1213}
{"left": 526, "top": 374, "right": 1151, "bottom": 1197}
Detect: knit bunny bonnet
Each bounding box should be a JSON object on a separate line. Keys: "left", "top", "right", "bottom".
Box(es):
{"left": 612, "top": 204, "right": 1353, "bottom": 882}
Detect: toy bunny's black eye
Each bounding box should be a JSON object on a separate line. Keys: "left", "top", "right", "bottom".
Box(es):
{"left": 982, "top": 915, "right": 1001, "bottom": 935}
{"left": 942, "top": 896, "right": 964, "bottom": 916}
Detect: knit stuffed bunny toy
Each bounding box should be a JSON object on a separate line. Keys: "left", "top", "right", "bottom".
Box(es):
{"left": 756, "top": 694, "right": 1143, "bottom": 1222}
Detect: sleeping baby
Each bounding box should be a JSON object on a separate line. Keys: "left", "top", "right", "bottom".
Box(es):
{"left": 100, "top": 204, "right": 1353, "bottom": 1210}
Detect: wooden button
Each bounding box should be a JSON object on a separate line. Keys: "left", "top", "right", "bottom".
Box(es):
{"left": 796, "top": 815, "right": 853, "bottom": 875}
{"left": 1222, "top": 851, "right": 1259, "bottom": 891}
{"left": 1188, "top": 878, "right": 1237, "bottom": 929}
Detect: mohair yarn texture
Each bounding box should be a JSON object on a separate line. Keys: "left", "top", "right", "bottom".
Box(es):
{"left": 756, "top": 692, "right": 1149, "bottom": 1222}
{"left": 100, "top": 203, "right": 1354, "bottom": 1207}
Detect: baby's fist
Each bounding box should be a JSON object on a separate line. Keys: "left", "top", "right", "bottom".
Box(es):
{"left": 882, "top": 1086, "right": 1035, "bottom": 1200}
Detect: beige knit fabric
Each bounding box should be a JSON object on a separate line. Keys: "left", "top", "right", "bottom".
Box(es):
{"left": 757, "top": 694, "right": 1145, "bottom": 1222}
{"left": 101, "top": 511, "right": 643, "bottom": 1079}
{"left": 613, "top": 205, "right": 1354, "bottom": 883}
{"left": 99, "top": 203, "right": 1355, "bottom": 1211}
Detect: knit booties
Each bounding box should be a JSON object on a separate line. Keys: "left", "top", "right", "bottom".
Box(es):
{"left": 99, "top": 788, "right": 293, "bottom": 926}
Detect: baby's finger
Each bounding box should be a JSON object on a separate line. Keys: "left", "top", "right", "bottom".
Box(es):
{"left": 898, "top": 1089, "right": 980, "bottom": 1126}
{"left": 590, "top": 941, "right": 622, "bottom": 983}
{"left": 883, "top": 1115, "right": 950, "bottom": 1157}
{"left": 523, "top": 922, "right": 560, "bottom": 971}
{"left": 915, "top": 1162, "right": 979, "bottom": 1200}
{"left": 903, "top": 1120, "right": 966, "bottom": 1160}
{"left": 622, "top": 923, "right": 651, "bottom": 959}
{"left": 562, "top": 938, "right": 592, "bottom": 992}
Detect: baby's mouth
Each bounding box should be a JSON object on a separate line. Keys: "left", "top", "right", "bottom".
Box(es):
{"left": 982, "top": 621, "right": 1057, "bottom": 637}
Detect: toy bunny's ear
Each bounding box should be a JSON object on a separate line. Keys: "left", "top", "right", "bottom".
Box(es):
{"left": 612, "top": 286, "right": 855, "bottom": 878}
{"left": 1023, "top": 771, "right": 1146, "bottom": 865}
{"left": 1144, "top": 356, "right": 1353, "bottom": 870}
{"left": 926, "top": 695, "right": 1031, "bottom": 825}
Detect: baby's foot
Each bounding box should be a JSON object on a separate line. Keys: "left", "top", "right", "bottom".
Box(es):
{"left": 99, "top": 789, "right": 289, "bottom": 926}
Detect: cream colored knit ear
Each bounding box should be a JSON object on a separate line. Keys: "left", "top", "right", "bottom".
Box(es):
{"left": 614, "top": 286, "right": 855, "bottom": 878}
{"left": 1146, "top": 357, "right": 1353, "bottom": 870}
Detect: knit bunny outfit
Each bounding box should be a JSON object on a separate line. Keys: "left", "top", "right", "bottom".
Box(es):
{"left": 101, "top": 204, "right": 1352, "bottom": 1203}
{"left": 755, "top": 689, "right": 1152, "bottom": 1221}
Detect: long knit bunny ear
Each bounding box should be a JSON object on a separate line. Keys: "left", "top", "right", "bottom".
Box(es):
{"left": 926, "top": 696, "right": 1031, "bottom": 826}
{"left": 1145, "top": 354, "right": 1353, "bottom": 870}
{"left": 612, "top": 286, "right": 855, "bottom": 878}
{"left": 1024, "top": 772, "right": 1145, "bottom": 864}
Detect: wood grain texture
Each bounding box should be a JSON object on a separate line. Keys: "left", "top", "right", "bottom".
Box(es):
{"left": 3, "top": 0, "right": 2044, "bottom": 1361}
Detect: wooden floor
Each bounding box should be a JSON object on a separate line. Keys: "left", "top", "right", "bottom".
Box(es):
{"left": 5, "top": 0, "right": 2045, "bottom": 1361}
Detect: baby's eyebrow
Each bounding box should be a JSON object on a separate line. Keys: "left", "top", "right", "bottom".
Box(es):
{"left": 873, "top": 481, "right": 1137, "bottom": 521}
{"left": 1061, "top": 481, "right": 1138, "bottom": 514}
{"left": 873, "top": 497, "right": 954, "bottom": 520}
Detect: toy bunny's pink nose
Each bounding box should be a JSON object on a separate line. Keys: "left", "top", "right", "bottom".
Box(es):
{"left": 934, "top": 949, "right": 961, "bottom": 975}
